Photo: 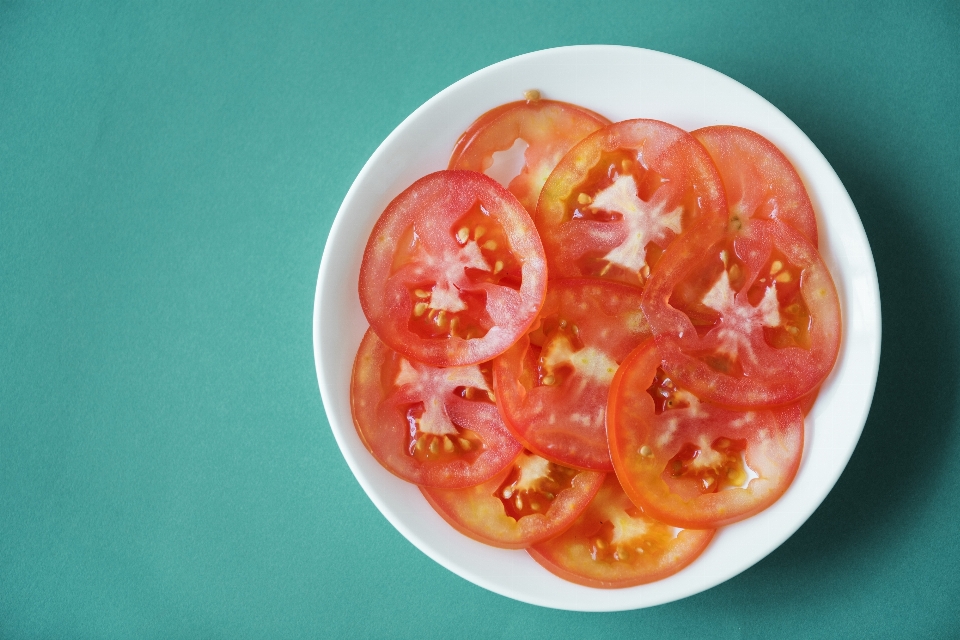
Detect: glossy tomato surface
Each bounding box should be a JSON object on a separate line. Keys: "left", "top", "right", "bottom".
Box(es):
{"left": 449, "top": 99, "right": 610, "bottom": 216}
{"left": 608, "top": 340, "right": 804, "bottom": 529}
{"left": 493, "top": 278, "right": 651, "bottom": 471}
{"left": 421, "top": 451, "right": 605, "bottom": 549}
{"left": 693, "top": 125, "right": 819, "bottom": 246}
{"left": 528, "top": 474, "right": 714, "bottom": 588}
{"left": 359, "top": 170, "right": 547, "bottom": 367}
{"left": 535, "top": 119, "right": 726, "bottom": 288}
{"left": 351, "top": 329, "right": 523, "bottom": 489}
{"left": 642, "top": 216, "right": 841, "bottom": 407}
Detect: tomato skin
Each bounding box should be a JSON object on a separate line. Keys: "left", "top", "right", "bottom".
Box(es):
{"left": 608, "top": 339, "right": 804, "bottom": 529}
{"left": 528, "top": 474, "right": 714, "bottom": 588}
{"left": 692, "top": 125, "right": 818, "bottom": 246}
{"left": 493, "top": 278, "right": 651, "bottom": 471}
{"left": 351, "top": 329, "right": 523, "bottom": 489}
{"left": 535, "top": 119, "right": 727, "bottom": 289}
{"left": 641, "top": 216, "right": 841, "bottom": 407}
{"left": 449, "top": 100, "right": 610, "bottom": 215}
{"left": 420, "top": 452, "right": 605, "bottom": 549}
{"left": 359, "top": 170, "right": 547, "bottom": 368}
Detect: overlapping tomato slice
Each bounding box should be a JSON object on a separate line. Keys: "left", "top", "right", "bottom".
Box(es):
{"left": 359, "top": 170, "right": 547, "bottom": 367}
{"left": 351, "top": 329, "right": 523, "bottom": 489}
{"left": 421, "top": 450, "right": 604, "bottom": 549}
{"left": 449, "top": 99, "right": 610, "bottom": 215}
{"left": 608, "top": 339, "right": 804, "bottom": 528}
{"left": 527, "top": 474, "right": 714, "bottom": 588}
{"left": 493, "top": 278, "right": 651, "bottom": 471}
{"left": 535, "top": 119, "right": 727, "bottom": 288}
{"left": 692, "top": 126, "right": 819, "bottom": 246}
{"left": 641, "top": 216, "right": 841, "bottom": 407}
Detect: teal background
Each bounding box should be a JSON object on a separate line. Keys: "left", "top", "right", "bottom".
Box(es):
{"left": 2, "top": 1, "right": 958, "bottom": 637}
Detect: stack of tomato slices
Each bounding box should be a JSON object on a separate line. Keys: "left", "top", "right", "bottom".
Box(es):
{"left": 351, "top": 95, "right": 841, "bottom": 589}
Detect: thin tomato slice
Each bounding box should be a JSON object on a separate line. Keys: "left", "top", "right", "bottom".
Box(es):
{"left": 608, "top": 339, "right": 804, "bottom": 529}
{"left": 449, "top": 99, "right": 610, "bottom": 215}
{"left": 351, "top": 329, "right": 522, "bottom": 489}
{"left": 528, "top": 474, "right": 714, "bottom": 588}
{"left": 493, "top": 279, "right": 651, "bottom": 471}
{"left": 420, "top": 451, "right": 604, "bottom": 549}
{"left": 692, "top": 125, "right": 819, "bottom": 246}
{"left": 642, "top": 216, "right": 841, "bottom": 407}
{"left": 535, "top": 119, "right": 727, "bottom": 289}
{"left": 359, "top": 170, "right": 547, "bottom": 367}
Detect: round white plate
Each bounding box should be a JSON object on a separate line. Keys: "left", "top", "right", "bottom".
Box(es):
{"left": 313, "top": 45, "right": 881, "bottom": 611}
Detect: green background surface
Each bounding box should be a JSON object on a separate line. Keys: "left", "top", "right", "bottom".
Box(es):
{"left": 2, "top": 1, "right": 958, "bottom": 638}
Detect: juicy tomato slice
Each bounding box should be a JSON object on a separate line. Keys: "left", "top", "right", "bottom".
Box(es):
{"left": 641, "top": 216, "right": 841, "bottom": 407}
{"left": 359, "top": 170, "right": 547, "bottom": 367}
{"left": 692, "top": 125, "right": 819, "bottom": 246}
{"left": 535, "top": 119, "right": 727, "bottom": 289}
{"left": 351, "top": 329, "right": 523, "bottom": 489}
{"left": 448, "top": 99, "right": 610, "bottom": 216}
{"left": 608, "top": 339, "right": 804, "bottom": 529}
{"left": 420, "top": 450, "right": 605, "bottom": 549}
{"left": 527, "top": 474, "right": 714, "bottom": 588}
{"left": 493, "top": 278, "right": 651, "bottom": 471}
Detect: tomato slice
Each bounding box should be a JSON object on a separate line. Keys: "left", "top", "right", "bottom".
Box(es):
{"left": 493, "top": 278, "right": 651, "bottom": 471}
{"left": 692, "top": 125, "right": 819, "bottom": 246}
{"left": 608, "top": 339, "right": 804, "bottom": 529}
{"left": 420, "top": 450, "right": 605, "bottom": 549}
{"left": 359, "top": 170, "right": 547, "bottom": 367}
{"left": 641, "top": 216, "right": 841, "bottom": 407}
{"left": 527, "top": 474, "right": 714, "bottom": 588}
{"left": 448, "top": 99, "right": 610, "bottom": 215}
{"left": 351, "top": 329, "right": 523, "bottom": 489}
{"left": 535, "top": 119, "right": 727, "bottom": 288}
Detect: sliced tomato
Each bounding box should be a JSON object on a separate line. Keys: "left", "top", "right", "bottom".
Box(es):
{"left": 527, "top": 474, "right": 714, "bottom": 588}
{"left": 420, "top": 451, "right": 605, "bottom": 549}
{"left": 351, "top": 329, "right": 523, "bottom": 489}
{"left": 608, "top": 339, "right": 804, "bottom": 529}
{"left": 641, "top": 216, "right": 841, "bottom": 407}
{"left": 493, "top": 278, "right": 651, "bottom": 471}
{"left": 692, "top": 125, "right": 819, "bottom": 246}
{"left": 535, "top": 119, "right": 727, "bottom": 289}
{"left": 449, "top": 99, "right": 610, "bottom": 215}
{"left": 359, "top": 170, "right": 547, "bottom": 367}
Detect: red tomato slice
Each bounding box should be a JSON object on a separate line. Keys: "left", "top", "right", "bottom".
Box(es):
{"left": 608, "top": 339, "right": 804, "bottom": 529}
{"left": 692, "top": 125, "right": 819, "bottom": 246}
{"left": 359, "top": 170, "right": 547, "bottom": 367}
{"left": 535, "top": 119, "right": 727, "bottom": 289}
{"left": 420, "top": 450, "right": 605, "bottom": 549}
{"left": 351, "top": 329, "right": 523, "bottom": 489}
{"left": 449, "top": 99, "right": 610, "bottom": 215}
{"left": 527, "top": 474, "right": 714, "bottom": 588}
{"left": 641, "top": 216, "right": 841, "bottom": 407}
{"left": 493, "top": 278, "right": 651, "bottom": 471}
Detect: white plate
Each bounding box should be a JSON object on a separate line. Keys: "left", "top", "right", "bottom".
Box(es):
{"left": 313, "top": 45, "right": 881, "bottom": 611}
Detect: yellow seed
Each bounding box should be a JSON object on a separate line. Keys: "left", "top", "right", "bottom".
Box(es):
{"left": 578, "top": 193, "right": 593, "bottom": 205}
{"left": 456, "top": 227, "right": 469, "bottom": 243}
{"left": 483, "top": 240, "right": 498, "bottom": 251}
{"left": 595, "top": 539, "right": 606, "bottom": 550}
{"left": 786, "top": 325, "right": 799, "bottom": 335}
{"left": 436, "top": 311, "right": 447, "bottom": 327}
{"left": 729, "top": 264, "right": 741, "bottom": 281}
{"left": 640, "top": 265, "right": 651, "bottom": 278}
{"left": 621, "top": 159, "right": 632, "bottom": 172}
{"left": 704, "top": 476, "right": 715, "bottom": 487}
{"left": 429, "top": 438, "right": 439, "bottom": 454}
{"left": 475, "top": 225, "right": 486, "bottom": 239}
{"left": 515, "top": 495, "right": 523, "bottom": 510}
{"left": 414, "top": 302, "right": 428, "bottom": 316}
{"left": 486, "top": 390, "right": 496, "bottom": 402}
{"left": 524, "top": 89, "right": 541, "bottom": 102}
{"left": 502, "top": 488, "right": 513, "bottom": 499}
{"left": 542, "top": 375, "right": 556, "bottom": 386}
{"left": 617, "top": 548, "right": 629, "bottom": 561}
{"left": 786, "top": 303, "right": 801, "bottom": 314}
{"left": 776, "top": 271, "right": 792, "bottom": 283}
{"left": 494, "top": 260, "right": 504, "bottom": 273}
{"left": 640, "top": 445, "right": 652, "bottom": 457}
{"left": 449, "top": 317, "right": 459, "bottom": 334}
{"left": 464, "top": 387, "right": 474, "bottom": 400}
{"left": 414, "top": 289, "right": 430, "bottom": 298}
{"left": 458, "top": 438, "right": 472, "bottom": 450}
{"left": 770, "top": 260, "right": 783, "bottom": 274}
{"left": 416, "top": 437, "right": 426, "bottom": 451}
{"left": 600, "top": 263, "right": 612, "bottom": 276}
{"left": 442, "top": 436, "right": 454, "bottom": 453}
{"left": 530, "top": 502, "right": 541, "bottom": 511}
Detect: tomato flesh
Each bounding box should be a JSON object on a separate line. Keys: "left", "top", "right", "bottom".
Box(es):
{"left": 527, "top": 474, "right": 714, "bottom": 588}
{"left": 493, "top": 279, "right": 651, "bottom": 471}
{"left": 359, "top": 170, "right": 547, "bottom": 367}
{"left": 608, "top": 339, "right": 804, "bottom": 528}
{"left": 536, "top": 119, "right": 727, "bottom": 289}
{"left": 421, "top": 451, "right": 604, "bottom": 549}
{"left": 351, "top": 329, "right": 523, "bottom": 489}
